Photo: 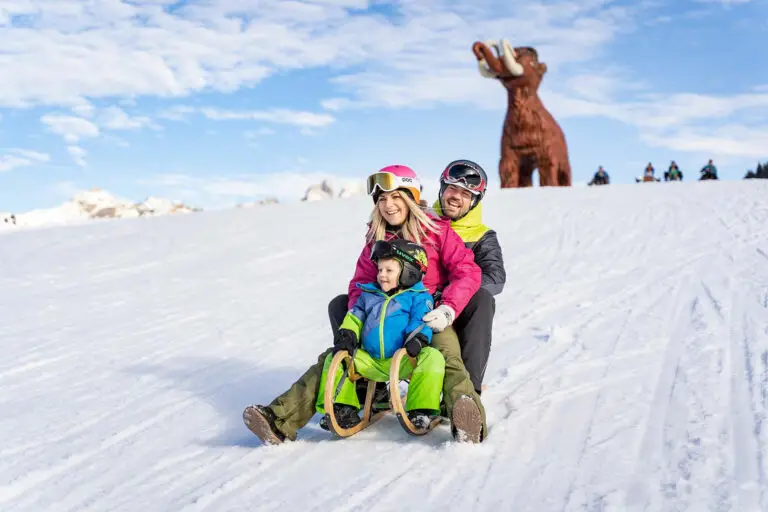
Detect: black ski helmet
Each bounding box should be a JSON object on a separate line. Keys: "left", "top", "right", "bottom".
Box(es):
{"left": 370, "top": 239, "right": 428, "bottom": 288}
{"left": 438, "top": 159, "right": 488, "bottom": 215}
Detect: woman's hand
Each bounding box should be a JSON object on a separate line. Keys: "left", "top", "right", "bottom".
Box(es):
{"left": 422, "top": 305, "right": 455, "bottom": 332}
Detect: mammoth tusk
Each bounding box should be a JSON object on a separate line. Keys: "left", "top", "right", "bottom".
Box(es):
{"left": 500, "top": 39, "right": 524, "bottom": 76}
{"left": 477, "top": 60, "right": 497, "bottom": 78}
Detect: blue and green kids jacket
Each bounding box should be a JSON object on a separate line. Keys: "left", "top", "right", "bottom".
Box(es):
{"left": 339, "top": 281, "right": 434, "bottom": 359}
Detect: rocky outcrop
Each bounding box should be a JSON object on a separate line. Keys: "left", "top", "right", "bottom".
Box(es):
{"left": 237, "top": 198, "right": 279, "bottom": 208}
{"left": 2, "top": 188, "right": 200, "bottom": 229}
{"left": 303, "top": 179, "right": 366, "bottom": 201}
{"left": 303, "top": 180, "right": 335, "bottom": 201}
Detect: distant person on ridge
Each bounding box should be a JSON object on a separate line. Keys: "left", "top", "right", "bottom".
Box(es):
{"left": 637, "top": 162, "right": 659, "bottom": 182}
{"left": 588, "top": 166, "right": 610, "bottom": 186}
{"left": 700, "top": 159, "right": 718, "bottom": 180}
{"left": 665, "top": 161, "right": 683, "bottom": 181}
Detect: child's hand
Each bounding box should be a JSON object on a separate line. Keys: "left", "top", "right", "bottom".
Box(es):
{"left": 405, "top": 333, "right": 428, "bottom": 358}
{"left": 333, "top": 328, "right": 357, "bottom": 354}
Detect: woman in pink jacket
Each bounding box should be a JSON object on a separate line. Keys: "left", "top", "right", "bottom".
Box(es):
{"left": 243, "top": 165, "right": 487, "bottom": 444}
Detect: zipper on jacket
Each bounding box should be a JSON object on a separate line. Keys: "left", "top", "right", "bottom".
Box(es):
{"left": 371, "top": 286, "right": 428, "bottom": 358}
{"left": 378, "top": 289, "right": 407, "bottom": 358}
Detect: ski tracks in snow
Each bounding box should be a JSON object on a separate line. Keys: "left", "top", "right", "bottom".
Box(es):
{"left": 2, "top": 183, "right": 768, "bottom": 510}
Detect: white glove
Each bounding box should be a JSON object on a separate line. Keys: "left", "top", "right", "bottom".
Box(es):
{"left": 422, "top": 305, "right": 455, "bottom": 332}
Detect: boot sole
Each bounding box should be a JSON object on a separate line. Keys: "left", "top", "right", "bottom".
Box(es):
{"left": 451, "top": 397, "right": 482, "bottom": 443}
{"left": 243, "top": 406, "right": 283, "bottom": 446}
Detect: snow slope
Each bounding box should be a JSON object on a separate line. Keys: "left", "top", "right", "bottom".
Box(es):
{"left": 1, "top": 180, "right": 767, "bottom": 511}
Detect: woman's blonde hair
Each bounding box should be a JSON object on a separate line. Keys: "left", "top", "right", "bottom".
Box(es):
{"left": 367, "top": 190, "right": 440, "bottom": 245}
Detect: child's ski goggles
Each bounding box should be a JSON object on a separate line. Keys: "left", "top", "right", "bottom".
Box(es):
{"left": 366, "top": 172, "right": 420, "bottom": 196}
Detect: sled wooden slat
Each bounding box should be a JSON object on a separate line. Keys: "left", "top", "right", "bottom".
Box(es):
{"left": 389, "top": 348, "right": 441, "bottom": 436}
{"left": 323, "top": 350, "right": 388, "bottom": 438}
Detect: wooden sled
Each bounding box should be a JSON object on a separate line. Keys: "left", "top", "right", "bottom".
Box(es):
{"left": 322, "top": 350, "right": 389, "bottom": 438}
{"left": 388, "top": 348, "right": 442, "bottom": 436}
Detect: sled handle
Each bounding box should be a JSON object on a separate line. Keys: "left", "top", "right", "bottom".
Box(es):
{"left": 333, "top": 347, "right": 357, "bottom": 401}
{"left": 405, "top": 323, "right": 426, "bottom": 343}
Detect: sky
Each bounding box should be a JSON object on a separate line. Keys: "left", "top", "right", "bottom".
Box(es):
{"left": 0, "top": 0, "right": 767, "bottom": 212}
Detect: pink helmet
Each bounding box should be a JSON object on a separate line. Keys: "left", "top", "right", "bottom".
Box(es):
{"left": 366, "top": 165, "right": 421, "bottom": 204}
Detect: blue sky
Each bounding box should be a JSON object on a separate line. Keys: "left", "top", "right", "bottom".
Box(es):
{"left": 1, "top": 0, "right": 767, "bottom": 212}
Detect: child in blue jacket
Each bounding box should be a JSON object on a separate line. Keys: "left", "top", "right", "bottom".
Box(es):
{"left": 316, "top": 239, "right": 445, "bottom": 430}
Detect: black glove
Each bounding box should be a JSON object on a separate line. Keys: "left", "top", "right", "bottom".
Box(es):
{"left": 333, "top": 328, "right": 357, "bottom": 354}
{"left": 405, "top": 333, "right": 428, "bottom": 358}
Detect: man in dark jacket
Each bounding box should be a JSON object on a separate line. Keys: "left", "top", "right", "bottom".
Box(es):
{"left": 431, "top": 159, "right": 505, "bottom": 394}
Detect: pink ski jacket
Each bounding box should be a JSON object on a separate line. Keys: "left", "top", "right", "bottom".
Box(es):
{"left": 347, "top": 216, "right": 481, "bottom": 317}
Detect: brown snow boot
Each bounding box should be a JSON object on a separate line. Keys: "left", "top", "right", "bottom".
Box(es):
{"left": 243, "top": 405, "right": 286, "bottom": 446}
{"left": 451, "top": 395, "right": 483, "bottom": 443}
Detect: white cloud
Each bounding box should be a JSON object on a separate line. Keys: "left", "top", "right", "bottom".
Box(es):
{"left": 40, "top": 114, "right": 100, "bottom": 143}
{"left": 67, "top": 145, "right": 87, "bottom": 167}
{"left": 141, "top": 171, "right": 366, "bottom": 208}
{"left": 0, "top": 0, "right": 638, "bottom": 110}
{"left": 199, "top": 107, "right": 335, "bottom": 128}
{"left": 0, "top": 148, "right": 50, "bottom": 172}
{"left": 244, "top": 128, "right": 276, "bottom": 138}
{"left": 99, "top": 106, "right": 155, "bottom": 130}
{"left": 156, "top": 105, "right": 335, "bottom": 129}
{"left": 694, "top": 0, "right": 755, "bottom": 4}
{"left": 542, "top": 89, "right": 768, "bottom": 160}
{"left": 2, "top": 0, "right": 764, "bottom": 162}
{"left": 157, "top": 105, "right": 196, "bottom": 121}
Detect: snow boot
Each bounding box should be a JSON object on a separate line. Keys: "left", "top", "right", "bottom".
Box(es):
{"left": 356, "top": 381, "right": 390, "bottom": 412}
{"left": 243, "top": 405, "right": 286, "bottom": 445}
{"left": 407, "top": 409, "right": 439, "bottom": 430}
{"left": 319, "top": 404, "right": 362, "bottom": 431}
{"left": 451, "top": 395, "right": 483, "bottom": 443}
{"left": 372, "top": 383, "right": 391, "bottom": 412}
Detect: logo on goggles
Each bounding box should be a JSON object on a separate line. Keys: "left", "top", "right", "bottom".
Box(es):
{"left": 366, "top": 172, "right": 421, "bottom": 196}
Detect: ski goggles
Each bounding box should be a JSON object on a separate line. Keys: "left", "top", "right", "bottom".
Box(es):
{"left": 441, "top": 162, "right": 486, "bottom": 194}
{"left": 366, "top": 172, "right": 420, "bottom": 197}
{"left": 370, "top": 240, "right": 427, "bottom": 272}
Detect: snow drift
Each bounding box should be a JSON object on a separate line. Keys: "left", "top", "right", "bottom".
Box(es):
{"left": 1, "top": 180, "right": 767, "bottom": 511}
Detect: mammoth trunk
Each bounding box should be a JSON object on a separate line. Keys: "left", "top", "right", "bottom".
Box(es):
{"left": 473, "top": 40, "right": 524, "bottom": 77}
{"left": 473, "top": 42, "right": 504, "bottom": 76}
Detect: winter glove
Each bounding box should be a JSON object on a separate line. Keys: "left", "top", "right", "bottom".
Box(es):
{"left": 422, "top": 304, "right": 455, "bottom": 332}
{"left": 405, "top": 333, "right": 428, "bottom": 358}
{"left": 333, "top": 328, "right": 357, "bottom": 354}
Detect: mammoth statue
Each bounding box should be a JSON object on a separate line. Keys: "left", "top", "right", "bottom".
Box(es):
{"left": 472, "top": 39, "right": 571, "bottom": 187}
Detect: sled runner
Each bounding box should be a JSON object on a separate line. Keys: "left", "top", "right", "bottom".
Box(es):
{"left": 322, "top": 350, "right": 389, "bottom": 437}
{"left": 388, "top": 347, "right": 443, "bottom": 435}
{"left": 322, "top": 345, "right": 442, "bottom": 437}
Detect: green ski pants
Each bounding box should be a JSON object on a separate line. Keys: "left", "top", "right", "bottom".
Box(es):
{"left": 315, "top": 347, "right": 444, "bottom": 414}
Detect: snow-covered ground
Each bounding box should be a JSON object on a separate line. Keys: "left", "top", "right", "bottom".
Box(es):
{"left": 1, "top": 180, "right": 767, "bottom": 511}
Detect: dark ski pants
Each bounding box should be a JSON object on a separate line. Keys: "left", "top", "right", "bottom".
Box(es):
{"left": 267, "top": 294, "right": 486, "bottom": 440}
{"left": 453, "top": 287, "right": 495, "bottom": 394}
